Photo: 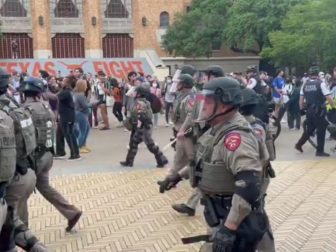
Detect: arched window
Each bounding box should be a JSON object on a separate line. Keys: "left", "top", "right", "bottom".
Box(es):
{"left": 53, "top": 0, "right": 79, "bottom": 18}
{"left": 159, "top": 11, "right": 169, "bottom": 28}
{"left": 0, "top": 0, "right": 27, "bottom": 17}
{"left": 104, "top": 0, "right": 128, "bottom": 18}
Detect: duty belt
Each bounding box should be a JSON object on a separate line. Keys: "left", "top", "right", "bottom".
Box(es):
{"left": 202, "top": 194, "right": 261, "bottom": 210}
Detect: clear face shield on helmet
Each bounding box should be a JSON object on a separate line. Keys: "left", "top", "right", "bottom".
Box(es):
{"left": 195, "top": 89, "right": 218, "bottom": 123}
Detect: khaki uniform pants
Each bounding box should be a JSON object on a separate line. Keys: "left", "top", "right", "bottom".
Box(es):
{"left": 36, "top": 152, "right": 80, "bottom": 221}
{"left": 169, "top": 137, "right": 196, "bottom": 175}
{"left": 186, "top": 188, "right": 202, "bottom": 210}
{"left": 5, "top": 169, "right": 36, "bottom": 226}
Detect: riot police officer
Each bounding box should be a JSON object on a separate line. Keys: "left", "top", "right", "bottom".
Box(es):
{"left": 203, "top": 65, "right": 225, "bottom": 83}
{"left": 159, "top": 77, "right": 273, "bottom": 251}
{"left": 170, "top": 66, "right": 226, "bottom": 216}
{"left": 0, "top": 68, "right": 47, "bottom": 251}
{"left": 0, "top": 73, "right": 16, "bottom": 250}
{"left": 295, "top": 68, "right": 336, "bottom": 156}
{"left": 22, "top": 77, "right": 82, "bottom": 232}
{"left": 120, "top": 86, "right": 168, "bottom": 167}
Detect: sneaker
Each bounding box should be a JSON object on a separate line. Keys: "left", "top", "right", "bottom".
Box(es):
{"left": 99, "top": 126, "right": 110, "bottom": 131}
{"left": 171, "top": 204, "right": 195, "bottom": 216}
{"left": 54, "top": 154, "right": 66, "bottom": 160}
{"left": 80, "top": 148, "right": 89, "bottom": 154}
{"left": 68, "top": 156, "right": 81, "bottom": 161}
{"left": 316, "top": 152, "right": 330, "bottom": 157}
{"left": 83, "top": 146, "right": 91, "bottom": 152}
{"left": 66, "top": 211, "right": 82, "bottom": 232}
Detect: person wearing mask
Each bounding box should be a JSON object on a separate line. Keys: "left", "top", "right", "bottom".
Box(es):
{"left": 74, "top": 79, "right": 91, "bottom": 153}
{"left": 150, "top": 78, "right": 162, "bottom": 128}
{"left": 57, "top": 75, "right": 81, "bottom": 160}
{"left": 163, "top": 75, "right": 175, "bottom": 126}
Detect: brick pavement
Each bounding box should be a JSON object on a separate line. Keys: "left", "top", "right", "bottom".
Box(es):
{"left": 26, "top": 159, "right": 336, "bottom": 252}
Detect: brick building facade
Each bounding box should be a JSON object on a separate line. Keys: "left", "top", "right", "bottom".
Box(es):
{"left": 0, "top": 0, "right": 259, "bottom": 74}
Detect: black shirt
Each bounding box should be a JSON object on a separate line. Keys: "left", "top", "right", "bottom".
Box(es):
{"left": 58, "top": 88, "right": 75, "bottom": 123}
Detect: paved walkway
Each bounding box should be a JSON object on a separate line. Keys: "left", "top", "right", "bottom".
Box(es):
{"left": 28, "top": 159, "right": 336, "bottom": 252}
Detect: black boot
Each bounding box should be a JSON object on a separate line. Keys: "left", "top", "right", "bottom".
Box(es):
{"left": 120, "top": 161, "right": 133, "bottom": 167}
{"left": 156, "top": 154, "right": 168, "bottom": 168}
{"left": 171, "top": 204, "right": 195, "bottom": 216}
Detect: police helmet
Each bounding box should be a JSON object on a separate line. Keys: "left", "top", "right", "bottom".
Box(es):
{"left": 240, "top": 88, "right": 259, "bottom": 107}
{"left": 180, "top": 65, "right": 197, "bottom": 76}
{"left": 178, "top": 74, "right": 194, "bottom": 88}
{"left": 204, "top": 65, "right": 225, "bottom": 78}
{"left": 0, "top": 68, "right": 10, "bottom": 88}
{"left": 21, "top": 77, "right": 44, "bottom": 93}
{"left": 203, "top": 77, "right": 242, "bottom": 106}
{"left": 308, "top": 66, "right": 319, "bottom": 76}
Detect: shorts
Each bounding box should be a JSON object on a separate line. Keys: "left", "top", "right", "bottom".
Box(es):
{"left": 273, "top": 97, "right": 283, "bottom": 105}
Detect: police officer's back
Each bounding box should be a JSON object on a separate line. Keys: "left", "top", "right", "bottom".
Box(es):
{"left": 295, "top": 68, "right": 336, "bottom": 156}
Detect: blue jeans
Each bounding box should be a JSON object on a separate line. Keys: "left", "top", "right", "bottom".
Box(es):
{"left": 75, "top": 111, "right": 90, "bottom": 148}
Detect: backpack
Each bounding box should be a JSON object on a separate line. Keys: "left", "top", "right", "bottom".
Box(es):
{"left": 144, "top": 92, "right": 162, "bottom": 114}
{"left": 24, "top": 102, "right": 54, "bottom": 150}
{"left": 0, "top": 110, "right": 16, "bottom": 183}
{"left": 0, "top": 98, "right": 36, "bottom": 166}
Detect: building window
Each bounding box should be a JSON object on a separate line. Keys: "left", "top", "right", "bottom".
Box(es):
{"left": 103, "top": 34, "right": 133, "bottom": 58}
{"left": 0, "top": 33, "right": 33, "bottom": 59}
{"left": 159, "top": 12, "right": 169, "bottom": 28}
{"left": 104, "top": 0, "right": 128, "bottom": 18}
{"left": 52, "top": 0, "right": 80, "bottom": 18}
{"left": 0, "top": 0, "right": 27, "bottom": 17}
{"left": 52, "top": 33, "right": 85, "bottom": 58}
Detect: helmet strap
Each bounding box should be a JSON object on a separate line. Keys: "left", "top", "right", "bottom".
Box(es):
{"left": 207, "top": 104, "right": 236, "bottom": 124}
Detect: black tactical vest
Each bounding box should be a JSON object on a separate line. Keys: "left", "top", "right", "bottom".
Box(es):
{"left": 303, "top": 79, "right": 325, "bottom": 107}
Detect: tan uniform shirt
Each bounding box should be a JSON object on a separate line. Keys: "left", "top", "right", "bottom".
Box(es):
{"left": 181, "top": 112, "right": 264, "bottom": 225}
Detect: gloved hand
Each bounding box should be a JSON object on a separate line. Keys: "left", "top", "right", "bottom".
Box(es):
{"left": 157, "top": 173, "right": 182, "bottom": 193}
{"left": 212, "top": 226, "right": 236, "bottom": 252}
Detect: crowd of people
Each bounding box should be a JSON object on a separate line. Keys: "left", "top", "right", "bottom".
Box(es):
{"left": 1, "top": 62, "right": 336, "bottom": 251}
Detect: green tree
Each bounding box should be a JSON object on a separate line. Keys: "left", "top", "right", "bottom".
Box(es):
{"left": 162, "top": 0, "right": 301, "bottom": 57}
{"left": 162, "top": 0, "right": 230, "bottom": 57}
{"left": 262, "top": 0, "right": 336, "bottom": 73}
{"left": 223, "top": 0, "right": 303, "bottom": 54}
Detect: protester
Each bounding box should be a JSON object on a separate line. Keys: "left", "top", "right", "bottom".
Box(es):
{"left": 150, "top": 77, "right": 162, "bottom": 127}
{"left": 111, "top": 78, "right": 124, "bottom": 126}
{"left": 56, "top": 75, "right": 81, "bottom": 160}
{"left": 74, "top": 79, "right": 91, "bottom": 153}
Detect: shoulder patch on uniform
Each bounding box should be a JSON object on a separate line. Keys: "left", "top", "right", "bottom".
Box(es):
{"left": 253, "top": 128, "right": 264, "bottom": 138}
{"left": 187, "top": 95, "right": 196, "bottom": 109}
{"left": 224, "top": 132, "right": 241, "bottom": 151}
